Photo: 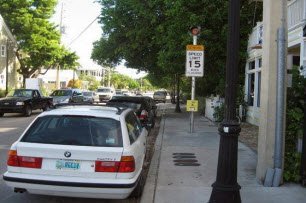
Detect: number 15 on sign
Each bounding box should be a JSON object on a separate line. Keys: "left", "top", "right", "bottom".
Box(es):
{"left": 185, "top": 45, "right": 204, "bottom": 77}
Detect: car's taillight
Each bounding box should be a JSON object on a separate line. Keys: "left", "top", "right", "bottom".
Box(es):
{"left": 118, "top": 156, "right": 135, "bottom": 172}
{"left": 95, "top": 161, "right": 120, "bottom": 172}
{"left": 7, "top": 150, "right": 42, "bottom": 169}
{"left": 95, "top": 156, "right": 135, "bottom": 173}
{"left": 18, "top": 156, "right": 42, "bottom": 168}
{"left": 139, "top": 110, "right": 148, "bottom": 120}
{"left": 7, "top": 150, "right": 19, "bottom": 167}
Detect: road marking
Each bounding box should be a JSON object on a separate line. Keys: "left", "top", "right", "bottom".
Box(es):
{"left": 0, "top": 128, "right": 17, "bottom": 133}
{"left": 0, "top": 145, "right": 10, "bottom": 150}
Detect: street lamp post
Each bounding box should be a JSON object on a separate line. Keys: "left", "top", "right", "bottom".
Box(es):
{"left": 209, "top": 0, "right": 241, "bottom": 202}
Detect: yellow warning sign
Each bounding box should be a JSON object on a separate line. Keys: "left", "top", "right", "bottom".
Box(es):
{"left": 186, "top": 45, "right": 204, "bottom": 51}
{"left": 186, "top": 100, "right": 198, "bottom": 112}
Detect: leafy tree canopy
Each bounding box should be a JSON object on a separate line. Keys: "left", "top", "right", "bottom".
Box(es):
{"left": 92, "top": 0, "right": 262, "bottom": 96}
{"left": 0, "top": 0, "right": 79, "bottom": 84}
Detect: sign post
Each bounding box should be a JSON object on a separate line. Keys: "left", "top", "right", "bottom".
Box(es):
{"left": 186, "top": 26, "right": 204, "bottom": 133}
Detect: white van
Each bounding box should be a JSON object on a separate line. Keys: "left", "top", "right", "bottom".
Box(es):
{"left": 96, "top": 87, "right": 115, "bottom": 102}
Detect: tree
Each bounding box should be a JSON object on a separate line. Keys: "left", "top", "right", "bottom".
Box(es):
{"left": 67, "top": 79, "right": 81, "bottom": 88}
{"left": 0, "top": 0, "right": 79, "bottom": 85}
{"left": 92, "top": 0, "right": 262, "bottom": 98}
{"left": 110, "top": 72, "right": 140, "bottom": 89}
{"left": 78, "top": 74, "right": 100, "bottom": 91}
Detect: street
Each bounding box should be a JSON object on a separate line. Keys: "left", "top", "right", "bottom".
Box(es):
{"left": 0, "top": 103, "right": 167, "bottom": 203}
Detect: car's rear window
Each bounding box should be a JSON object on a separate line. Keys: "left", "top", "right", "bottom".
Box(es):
{"left": 50, "top": 90, "right": 72, "bottom": 96}
{"left": 154, "top": 91, "right": 166, "bottom": 96}
{"left": 21, "top": 115, "right": 123, "bottom": 147}
{"left": 83, "top": 92, "right": 93, "bottom": 96}
{"left": 97, "top": 88, "right": 111, "bottom": 93}
{"left": 108, "top": 101, "right": 141, "bottom": 110}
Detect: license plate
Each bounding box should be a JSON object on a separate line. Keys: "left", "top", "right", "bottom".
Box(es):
{"left": 56, "top": 160, "right": 80, "bottom": 170}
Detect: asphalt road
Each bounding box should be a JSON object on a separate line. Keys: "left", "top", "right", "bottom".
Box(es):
{"left": 0, "top": 103, "right": 168, "bottom": 203}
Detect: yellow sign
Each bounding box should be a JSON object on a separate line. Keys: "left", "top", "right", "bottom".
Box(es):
{"left": 186, "top": 45, "right": 204, "bottom": 51}
{"left": 186, "top": 100, "right": 198, "bottom": 112}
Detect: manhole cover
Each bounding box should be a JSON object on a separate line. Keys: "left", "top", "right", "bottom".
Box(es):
{"left": 173, "top": 159, "right": 198, "bottom": 163}
{"left": 174, "top": 163, "right": 201, "bottom": 166}
{"left": 173, "top": 153, "right": 195, "bottom": 155}
{"left": 172, "top": 153, "right": 200, "bottom": 166}
{"left": 173, "top": 155, "right": 196, "bottom": 159}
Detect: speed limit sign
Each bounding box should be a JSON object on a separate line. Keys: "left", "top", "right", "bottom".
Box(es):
{"left": 185, "top": 45, "right": 204, "bottom": 77}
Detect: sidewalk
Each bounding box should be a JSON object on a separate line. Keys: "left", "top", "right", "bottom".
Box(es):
{"left": 141, "top": 104, "right": 306, "bottom": 203}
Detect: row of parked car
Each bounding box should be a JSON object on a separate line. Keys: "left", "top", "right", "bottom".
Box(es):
{"left": 1, "top": 88, "right": 160, "bottom": 199}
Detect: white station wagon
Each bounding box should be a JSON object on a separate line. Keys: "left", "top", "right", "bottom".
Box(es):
{"left": 3, "top": 105, "right": 148, "bottom": 199}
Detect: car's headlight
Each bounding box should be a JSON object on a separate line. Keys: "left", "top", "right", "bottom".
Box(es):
{"left": 16, "top": 102, "right": 24, "bottom": 106}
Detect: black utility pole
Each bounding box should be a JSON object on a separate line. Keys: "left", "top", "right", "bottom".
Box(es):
{"left": 301, "top": 25, "right": 306, "bottom": 187}
{"left": 209, "top": 0, "right": 241, "bottom": 202}
{"left": 301, "top": 81, "right": 306, "bottom": 186}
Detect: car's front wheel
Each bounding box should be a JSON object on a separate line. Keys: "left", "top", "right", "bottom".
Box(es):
{"left": 42, "top": 103, "right": 50, "bottom": 111}
{"left": 24, "top": 105, "right": 32, "bottom": 117}
{"left": 0, "top": 112, "right": 4, "bottom": 117}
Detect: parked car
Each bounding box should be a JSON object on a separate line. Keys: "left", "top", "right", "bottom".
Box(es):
{"left": 50, "top": 88, "right": 84, "bottom": 105}
{"left": 143, "top": 96, "right": 157, "bottom": 117}
{"left": 3, "top": 104, "right": 148, "bottom": 199}
{"left": 0, "top": 89, "right": 53, "bottom": 117}
{"left": 82, "top": 91, "right": 99, "bottom": 104}
{"left": 96, "top": 87, "right": 115, "bottom": 102}
{"left": 153, "top": 90, "right": 167, "bottom": 103}
{"left": 107, "top": 96, "right": 156, "bottom": 129}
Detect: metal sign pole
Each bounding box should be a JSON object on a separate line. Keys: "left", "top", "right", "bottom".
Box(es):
{"left": 190, "top": 35, "right": 197, "bottom": 133}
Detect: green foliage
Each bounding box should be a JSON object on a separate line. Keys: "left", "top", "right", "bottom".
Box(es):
{"left": 67, "top": 79, "right": 82, "bottom": 88}
{"left": 0, "top": 0, "right": 78, "bottom": 82}
{"left": 284, "top": 152, "right": 302, "bottom": 182}
{"left": 92, "top": 0, "right": 262, "bottom": 98}
{"left": 0, "top": 89, "right": 6, "bottom": 98}
{"left": 78, "top": 74, "right": 100, "bottom": 91}
{"left": 284, "top": 66, "right": 305, "bottom": 182}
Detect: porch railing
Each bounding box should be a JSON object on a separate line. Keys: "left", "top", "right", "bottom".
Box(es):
{"left": 247, "top": 22, "right": 263, "bottom": 51}
{"left": 288, "top": 0, "right": 305, "bottom": 29}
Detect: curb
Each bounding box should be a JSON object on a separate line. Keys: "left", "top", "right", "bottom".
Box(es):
{"left": 140, "top": 115, "right": 165, "bottom": 203}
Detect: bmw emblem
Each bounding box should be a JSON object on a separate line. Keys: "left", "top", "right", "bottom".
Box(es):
{"left": 64, "top": 151, "right": 71, "bottom": 158}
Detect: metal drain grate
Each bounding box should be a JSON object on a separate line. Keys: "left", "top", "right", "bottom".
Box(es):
{"left": 173, "top": 153, "right": 200, "bottom": 166}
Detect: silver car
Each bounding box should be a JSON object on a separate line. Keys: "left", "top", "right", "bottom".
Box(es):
{"left": 50, "top": 89, "right": 84, "bottom": 105}
{"left": 83, "top": 91, "right": 99, "bottom": 104}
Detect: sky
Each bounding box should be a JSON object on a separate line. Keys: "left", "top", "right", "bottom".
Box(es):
{"left": 51, "top": 0, "right": 147, "bottom": 79}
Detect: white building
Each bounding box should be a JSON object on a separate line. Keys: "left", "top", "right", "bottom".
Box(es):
{"left": 37, "top": 66, "right": 104, "bottom": 91}
{"left": 78, "top": 66, "right": 103, "bottom": 81}
{"left": 245, "top": 0, "right": 306, "bottom": 126}
{"left": 0, "top": 14, "right": 22, "bottom": 92}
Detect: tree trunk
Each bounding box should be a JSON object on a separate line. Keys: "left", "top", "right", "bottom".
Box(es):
{"left": 175, "top": 74, "right": 181, "bottom": 113}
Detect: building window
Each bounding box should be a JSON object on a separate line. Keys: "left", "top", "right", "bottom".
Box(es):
{"left": 257, "top": 72, "right": 261, "bottom": 107}
{"left": 246, "top": 57, "right": 262, "bottom": 107}
{"left": 1, "top": 45, "right": 6, "bottom": 57}
{"left": 247, "top": 73, "right": 255, "bottom": 106}
{"left": 248, "top": 61, "right": 255, "bottom": 70}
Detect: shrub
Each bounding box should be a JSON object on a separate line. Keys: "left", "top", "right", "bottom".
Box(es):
{"left": 284, "top": 66, "right": 305, "bottom": 182}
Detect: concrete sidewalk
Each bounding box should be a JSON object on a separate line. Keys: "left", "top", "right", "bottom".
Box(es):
{"left": 141, "top": 104, "right": 306, "bottom": 203}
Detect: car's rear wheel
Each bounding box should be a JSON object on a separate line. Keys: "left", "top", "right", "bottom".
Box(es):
{"left": 0, "top": 112, "right": 4, "bottom": 117}
{"left": 130, "top": 172, "right": 145, "bottom": 198}
{"left": 24, "top": 105, "right": 32, "bottom": 117}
